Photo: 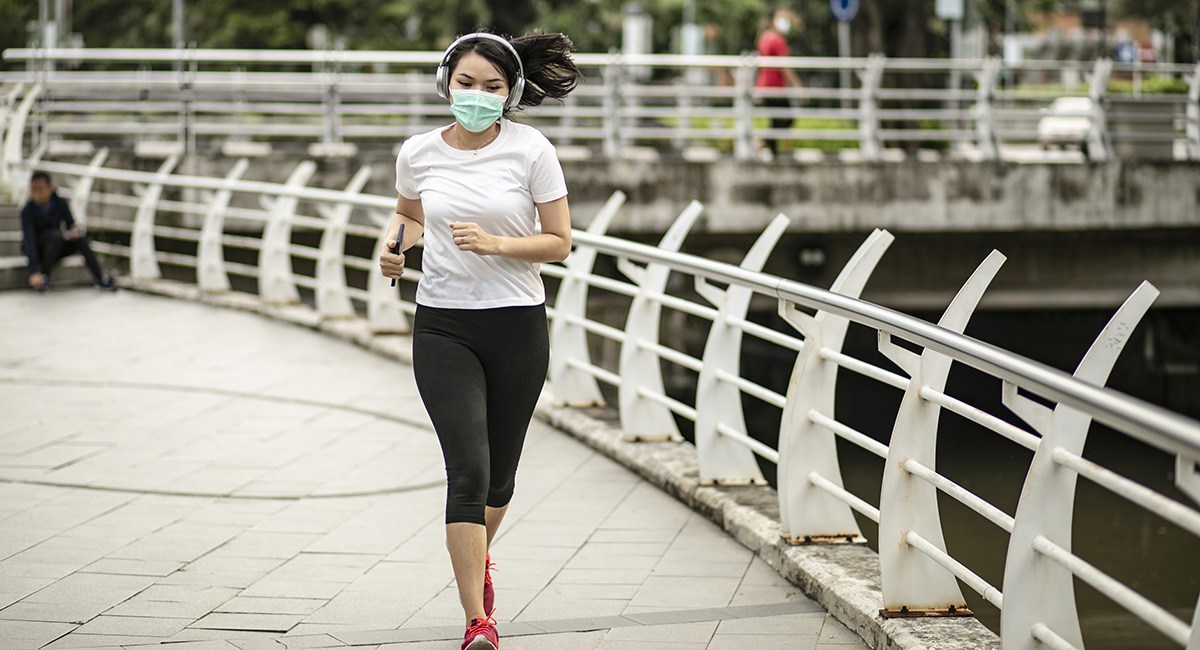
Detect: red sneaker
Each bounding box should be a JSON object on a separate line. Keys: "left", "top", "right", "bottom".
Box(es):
{"left": 462, "top": 615, "right": 498, "bottom": 650}
{"left": 483, "top": 554, "right": 496, "bottom": 616}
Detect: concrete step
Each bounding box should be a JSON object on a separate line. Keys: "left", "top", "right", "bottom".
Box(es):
{"left": 0, "top": 208, "right": 18, "bottom": 230}
{"left": 2, "top": 196, "right": 25, "bottom": 257}
{"left": 0, "top": 231, "right": 23, "bottom": 255}
{"left": 0, "top": 207, "right": 20, "bottom": 239}
{"left": 0, "top": 256, "right": 91, "bottom": 292}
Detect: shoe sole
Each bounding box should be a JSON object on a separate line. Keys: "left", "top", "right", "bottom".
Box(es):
{"left": 465, "top": 636, "right": 497, "bottom": 650}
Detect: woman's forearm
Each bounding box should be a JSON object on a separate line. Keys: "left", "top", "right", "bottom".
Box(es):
{"left": 495, "top": 232, "right": 571, "bottom": 264}
{"left": 389, "top": 212, "right": 424, "bottom": 251}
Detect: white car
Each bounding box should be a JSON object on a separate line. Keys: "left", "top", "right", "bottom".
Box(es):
{"left": 1038, "top": 96, "right": 1092, "bottom": 153}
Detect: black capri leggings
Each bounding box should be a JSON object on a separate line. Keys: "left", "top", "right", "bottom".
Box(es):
{"left": 412, "top": 304, "right": 549, "bottom": 525}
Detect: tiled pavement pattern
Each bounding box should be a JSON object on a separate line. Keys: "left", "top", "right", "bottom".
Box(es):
{"left": 0, "top": 289, "right": 869, "bottom": 650}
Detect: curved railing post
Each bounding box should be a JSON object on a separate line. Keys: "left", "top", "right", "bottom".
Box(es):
{"left": 1180, "top": 452, "right": 1200, "bottom": 506}
{"left": 858, "top": 54, "right": 885, "bottom": 162}
{"left": 320, "top": 50, "right": 345, "bottom": 147}
{"left": 777, "top": 229, "right": 893, "bottom": 544}
{"left": 974, "top": 57, "right": 1001, "bottom": 161}
{"left": 1000, "top": 281, "right": 1159, "bottom": 650}
{"left": 1190, "top": 598, "right": 1200, "bottom": 650}
{"left": 602, "top": 52, "right": 622, "bottom": 159}
{"left": 0, "top": 83, "right": 25, "bottom": 136}
{"left": 734, "top": 53, "right": 756, "bottom": 161}
{"left": 1085, "top": 58, "right": 1113, "bottom": 162}
{"left": 130, "top": 154, "right": 181, "bottom": 280}
{"left": 877, "top": 250, "right": 1006, "bottom": 617}
{"left": 315, "top": 165, "right": 372, "bottom": 319}
{"left": 2, "top": 83, "right": 42, "bottom": 201}
{"left": 692, "top": 214, "right": 789, "bottom": 484}
{"left": 197, "top": 158, "right": 249, "bottom": 293}
{"left": 68, "top": 148, "right": 110, "bottom": 228}
{"left": 1186, "top": 62, "right": 1200, "bottom": 161}
{"left": 259, "top": 161, "right": 316, "bottom": 304}
{"left": 366, "top": 219, "right": 409, "bottom": 334}
{"left": 548, "top": 190, "right": 626, "bottom": 405}
{"left": 616, "top": 201, "right": 703, "bottom": 442}
{"left": 0, "top": 82, "right": 28, "bottom": 196}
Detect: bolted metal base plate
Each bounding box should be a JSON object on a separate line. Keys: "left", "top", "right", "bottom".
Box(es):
{"left": 558, "top": 400, "right": 607, "bottom": 408}
{"left": 879, "top": 605, "right": 974, "bottom": 618}
{"left": 699, "top": 478, "right": 769, "bottom": 487}
{"left": 782, "top": 533, "right": 868, "bottom": 546}
{"left": 622, "top": 434, "right": 684, "bottom": 443}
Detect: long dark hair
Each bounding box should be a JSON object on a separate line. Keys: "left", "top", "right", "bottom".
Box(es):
{"left": 445, "top": 31, "right": 581, "bottom": 112}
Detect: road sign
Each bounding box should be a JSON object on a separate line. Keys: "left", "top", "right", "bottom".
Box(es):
{"left": 1116, "top": 42, "right": 1135, "bottom": 63}
{"left": 936, "top": 0, "right": 963, "bottom": 21}
{"left": 830, "top": 0, "right": 858, "bottom": 23}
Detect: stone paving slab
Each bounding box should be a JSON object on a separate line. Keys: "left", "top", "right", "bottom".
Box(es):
{"left": 0, "top": 289, "right": 869, "bottom": 650}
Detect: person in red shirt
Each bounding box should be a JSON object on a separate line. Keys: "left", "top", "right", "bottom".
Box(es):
{"left": 755, "top": 8, "right": 804, "bottom": 158}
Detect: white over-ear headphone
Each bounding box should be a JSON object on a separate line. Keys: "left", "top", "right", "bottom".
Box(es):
{"left": 436, "top": 33, "right": 526, "bottom": 110}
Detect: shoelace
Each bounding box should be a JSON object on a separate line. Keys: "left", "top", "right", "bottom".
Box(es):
{"left": 466, "top": 614, "right": 497, "bottom": 637}
{"left": 484, "top": 557, "right": 497, "bottom": 585}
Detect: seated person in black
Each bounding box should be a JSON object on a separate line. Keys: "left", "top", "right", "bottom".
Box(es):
{"left": 20, "top": 171, "right": 114, "bottom": 291}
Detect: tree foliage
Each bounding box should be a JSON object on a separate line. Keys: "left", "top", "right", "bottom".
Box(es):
{"left": 1, "top": 0, "right": 1193, "bottom": 61}
{"left": 1113, "top": 0, "right": 1196, "bottom": 35}
{"left": 0, "top": 0, "right": 35, "bottom": 52}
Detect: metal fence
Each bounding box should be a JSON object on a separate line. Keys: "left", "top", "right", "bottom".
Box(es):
{"left": 2, "top": 47, "right": 1199, "bottom": 162}
{"left": 5, "top": 131, "right": 1199, "bottom": 647}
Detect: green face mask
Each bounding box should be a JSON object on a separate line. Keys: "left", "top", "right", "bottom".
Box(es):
{"left": 450, "top": 89, "right": 506, "bottom": 133}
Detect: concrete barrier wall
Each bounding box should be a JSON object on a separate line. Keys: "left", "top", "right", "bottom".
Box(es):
{"left": 91, "top": 154, "right": 1200, "bottom": 235}
{"left": 561, "top": 159, "right": 1200, "bottom": 234}
{"left": 63, "top": 154, "right": 1200, "bottom": 308}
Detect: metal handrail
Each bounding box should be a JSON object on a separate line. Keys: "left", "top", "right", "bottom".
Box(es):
{"left": 5, "top": 48, "right": 1197, "bottom": 163}
{"left": 571, "top": 230, "right": 1200, "bottom": 458}
{"left": 14, "top": 155, "right": 1200, "bottom": 465}
{"left": 8, "top": 149, "right": 1200, "bottom": 649}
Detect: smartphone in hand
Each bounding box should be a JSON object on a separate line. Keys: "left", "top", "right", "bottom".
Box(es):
{"left": 389, "top": 223, "right": 406, "bottom": 287}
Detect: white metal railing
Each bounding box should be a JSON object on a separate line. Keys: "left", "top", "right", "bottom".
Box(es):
{"left": 2, "top": 47, "right": 1198, "bottom": 162}
{"left": 5, "top": 140, "right": 1200, "bottom": 649}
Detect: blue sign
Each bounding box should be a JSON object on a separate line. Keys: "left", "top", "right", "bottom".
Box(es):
{"left": 936, "top": 0, "right": 963, "bottom": 20}
{"left": 1116, "top": 42, "right": 1135, "bottom": 63}
{"left": 831, "top": 0, "right": 859, "bottom": 23}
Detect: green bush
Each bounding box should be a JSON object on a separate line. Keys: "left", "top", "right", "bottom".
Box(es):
{"left": 656, "top": 114, "right": 858, "bottom": 153}
{"left": 786, "top": 117, "right": 858, "bottom": 153}
{"left": 1108, "top": 75, "right": 1189, "bottom": 95}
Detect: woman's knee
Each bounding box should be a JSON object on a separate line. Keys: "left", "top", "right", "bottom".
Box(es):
{"left": 445, "top": 462, "right": 489, "bottom": 525}
{"left": 485, "top": 477, "right": 516, "bottom": 510}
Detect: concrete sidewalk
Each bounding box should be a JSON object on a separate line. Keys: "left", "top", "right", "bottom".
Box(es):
{"left": 0, "top": 289, "right": 868, "bottom": 650}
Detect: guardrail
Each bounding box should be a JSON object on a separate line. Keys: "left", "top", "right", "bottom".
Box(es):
{"left": 2, "top": 47, "right": 1199, "bottom": 162}
{"left": 7, "top": 138, "right": 1199, "bottom": 648}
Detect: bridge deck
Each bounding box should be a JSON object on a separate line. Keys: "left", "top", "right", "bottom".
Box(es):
{"left": 0, "top": 289, "right": 866, "bottom": 650}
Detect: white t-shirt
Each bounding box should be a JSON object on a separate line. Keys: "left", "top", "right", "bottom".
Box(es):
{"left": 395, "top": 119, "right": 568, "bottom": 309}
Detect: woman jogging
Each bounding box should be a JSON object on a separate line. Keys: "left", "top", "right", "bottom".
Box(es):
{"left": 378, "top": 31, "right": 579, "bottom": 650}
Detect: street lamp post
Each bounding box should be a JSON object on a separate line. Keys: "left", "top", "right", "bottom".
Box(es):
{"left": 38, "top": 0, "right": 52, "bottom": 47}
{"left": 173, "top": 0, "right": 185, "bottom": 49}
{"left": 831, "top": 0, "right": 859, "bottom": 109}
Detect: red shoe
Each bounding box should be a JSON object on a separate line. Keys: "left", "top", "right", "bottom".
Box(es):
{"left": 462, "top": 615, "right": 498, "bottom": 650}
{"left": 483, "top": 554, "right": 496, "bottom": 616}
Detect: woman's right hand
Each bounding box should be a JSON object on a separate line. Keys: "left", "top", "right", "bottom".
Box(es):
{"left": 379, "top": 240, "right": 405, "bottom": 280}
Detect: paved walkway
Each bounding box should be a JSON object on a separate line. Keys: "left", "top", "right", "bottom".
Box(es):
{"left": 0, "top": 289, "right": 868, "bottom": 650}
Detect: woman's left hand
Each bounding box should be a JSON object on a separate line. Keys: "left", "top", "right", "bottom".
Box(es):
{"left": 450, "top": 221, "right": 501, "bottom": 256}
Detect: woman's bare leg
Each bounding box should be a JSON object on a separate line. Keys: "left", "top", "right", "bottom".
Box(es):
{"left": 446, "top": 522, "right": 488, "bottom": 626}
{"left": 484, "top": 504, "right": 508, "bottom": 547}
